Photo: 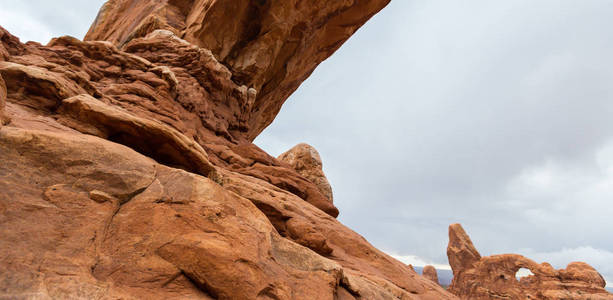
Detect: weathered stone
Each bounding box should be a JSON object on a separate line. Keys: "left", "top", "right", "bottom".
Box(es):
{"left": 0, "top": 0, "right": 459, "bottom": 297}
{"left": 447, "top": 224, "right": 613, "bottom": 300}
{"left": 219, "top": 169, "right": 451, "bottom": 298}
{"left": 422, "top": 265, "right": 440, "bottom": 286}
{"left": 0, "top": 73, "right": 8, "bottom": 125}
{"left": 57, "top": 94, "right": 218, "bottom": 180}
{"left": 0, "top": 26, "right": 24, "bottom": 60}
{"left": 236, "top": 162, "right": 338, "bottom": 217}
{"left": 85, "top": 0, "right": 391, "bottom": 140}
{"left": 1, "top": 24, "right": 338, "bottom": 216}
{"left": 447, "top": 223, "right": 481, "bottom": 278}
{"left": 0, "top": 61, "right": 88, "bottom": 111}
{"left": 278, "top": 143, "right": 334, "bottom": 203}
{"left": 0, "top": 127, "right": 341, "bottom": 299}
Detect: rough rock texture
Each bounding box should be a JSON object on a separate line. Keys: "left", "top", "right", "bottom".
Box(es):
{"left": 278, "top": 143, "right": 334, "bottom": 203}
{"left": 85, "top": 0, "right": 391, "bottom": 140}
{"left": 447, "top": 224, "right": 613, "bottom": 300}
{"left": 422, "top": 265, "right": 439, "bottom": 286}
{"left": 447, "top": 223, "right": 481, "bottom": 278}
{"left": 0, "top": 0, "right": 457, "bottom": 298}
{"left": 0, "top": 72, "right": 7, "bottom": 125}
{"left": 0, "top": 126, "right": 346, "bottom": 299}
{"left": 0, "top": 29, "right": 10, "bottom": 126}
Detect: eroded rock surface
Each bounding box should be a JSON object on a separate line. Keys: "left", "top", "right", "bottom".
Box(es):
{"left": 85, "top": 0, "right": 391, "bottom": 140}
{"left": 0, "top": 127, "right": 343, "bottom": 299}
{"left": 447, "top": 224, "right": 613, "bottom": 300}
{"left": 278, "top": 143, "right": 334, "bottom": 203}
{"left": 0, "top": 0, "right": 456, "bottom": 298}
{"left": 422, "top": 265, "right": 440, "bottom": 286}
{"left": 447, "top": 223, "right": 481, "bottom": 278}
{"left": 0, "top": 73, "right": 7, "bottom": 125}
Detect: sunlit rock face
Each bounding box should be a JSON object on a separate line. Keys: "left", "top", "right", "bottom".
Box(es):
{"left": 447, "top": 224, "right": 613, "bottom": 300}
{"left": 0, "top": 0, "right": 459, "bottom": 298}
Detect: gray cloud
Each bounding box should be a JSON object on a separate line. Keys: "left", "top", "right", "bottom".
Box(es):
{"left": 255, "top": 0, "right": 613, "bottom": 285}
{"left": 1, "top": 0, "right": 612, "bottom": 287}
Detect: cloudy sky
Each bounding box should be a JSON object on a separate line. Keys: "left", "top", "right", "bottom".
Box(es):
{"left": 2, "top": 0, "right": 612, "bottom": 287}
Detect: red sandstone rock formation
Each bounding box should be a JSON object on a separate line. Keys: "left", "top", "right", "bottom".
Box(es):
{"left": 422, "top": 265, "right": 440, "bottom": 286}
{"left": 447, "top": 224, "right": 613, "bottom": 300}
{"left": 85, "top": 0, "right": 392, "bottom": 140}
{"left": 447, "top": 223, "right": 481, "bottom": 277}
{"left": 0, "top": 72, "right": 7, "bottom": 125}
{"left": 0, "top": 0, "right": 456, "bottom": 298}
{"left": 278, "top": 143, "right": 334, "bottom": 203}
{"left": 0, "top": 29, "right": 10, "bottom": 126}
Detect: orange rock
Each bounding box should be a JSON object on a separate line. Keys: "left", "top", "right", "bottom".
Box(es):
{"left": 237, "top": 162, "right": 338, "bottom": 217}
{"left": 57, "top": 94, "right": 218, "bottom": 180}
{"left": 0, "top": 0, "right": 458, "bottom": 297}
{"left": 447, "top": 223, "right": 482, "bottom": 278}
{"left": 85, "top": 0, "right": 391, "bottom": 140}
{"left": 219, "top": 170, "right": 453, "bottom": 299}
{"left": 278, "top": 143, "right": 334, "bottom": 203}
{"left": 0, "top": 127, "right": 342, "bottom": 299}
{"left": 0, "top": 73, "right": 7, "bottom": 125}
{"left": 0, "top": 26, "right": 24, "bottom": 60}
{"left": 447, "top": 224, "right": 613, "bottom": 300}
{"left": 422, "top": 265, "right": 440, "bottom": 286}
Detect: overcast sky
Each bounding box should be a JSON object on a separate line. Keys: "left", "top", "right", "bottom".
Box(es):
{"left": 2, "top": 0, "right": 612, "bottom": 287}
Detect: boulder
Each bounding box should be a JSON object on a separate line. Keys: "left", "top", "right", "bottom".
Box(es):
{"left": 278, "top": 143, "right": 334, "bottom": 203}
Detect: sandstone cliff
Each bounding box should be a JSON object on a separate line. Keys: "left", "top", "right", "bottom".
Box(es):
{"left": 447, "top": 224, "right": 613, "bottom": 300}
{"left": 0, "top": 0, "right": 456, "bottom": 299}
{"left": 85, "top": 0, "right": 391, "bottom": 141}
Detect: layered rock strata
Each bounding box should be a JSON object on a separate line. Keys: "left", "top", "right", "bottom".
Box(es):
{"left": 0, "top": 72, "right": 7, "bottom": 125}
{"left": 85, "top": 0, "right": 393, "bottom": 140}
{"left": 447, "top": 224, "right": 613, "bottom": 300}
{"left": 0, "top": 0, "right": 457, "bottom": 298}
